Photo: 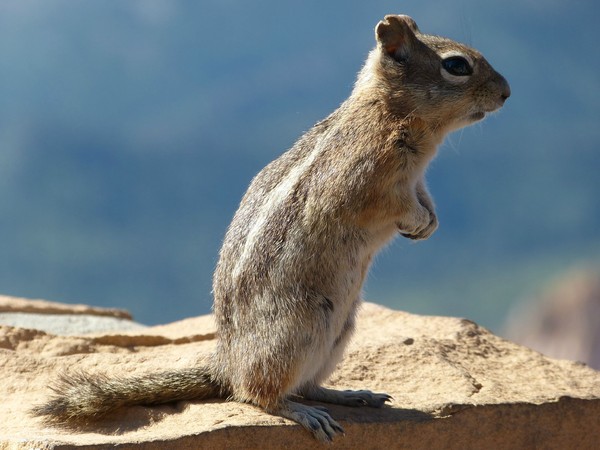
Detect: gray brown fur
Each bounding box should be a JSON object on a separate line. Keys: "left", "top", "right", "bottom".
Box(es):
{"left": 31, "top": 15, "right": 509, "bottom": 441}
{"left": 32, "top": 367, "right": 222, "bottom": 424}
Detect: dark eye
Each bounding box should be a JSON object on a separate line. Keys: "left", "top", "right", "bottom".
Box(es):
{"left": 442, "top": 56, "right": 473, "bottom": 76}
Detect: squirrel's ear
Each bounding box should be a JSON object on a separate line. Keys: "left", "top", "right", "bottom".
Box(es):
{"left": 375, "top": 15, "right": 419, "bottom": 59}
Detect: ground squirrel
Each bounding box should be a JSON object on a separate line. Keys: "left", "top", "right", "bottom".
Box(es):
{"left": 32, "top": 15, "right": 510, "bottom": 441}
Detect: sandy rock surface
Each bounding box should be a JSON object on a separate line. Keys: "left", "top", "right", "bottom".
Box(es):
{"left": 1, "top": 297, "right": 599, "bottom": 449}
{"left": 0, "top": 294, "right": 131, "bottom": 319}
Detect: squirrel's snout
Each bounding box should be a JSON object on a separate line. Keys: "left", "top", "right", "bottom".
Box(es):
{"left": 498, "top": 76, "right": 511, "bottom": 103}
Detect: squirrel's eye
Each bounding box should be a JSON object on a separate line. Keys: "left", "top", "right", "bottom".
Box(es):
{"left": 442, "top": 56, "right": 473, "bottom": 76}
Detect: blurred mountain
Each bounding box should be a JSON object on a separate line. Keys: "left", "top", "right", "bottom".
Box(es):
{"left": 0, "top": 0, "right": 598, "bottom": 327}
{"left": 504, "top": 268, "right": 600, "bottom": 369}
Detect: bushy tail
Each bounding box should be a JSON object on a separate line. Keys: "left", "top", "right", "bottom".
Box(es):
{"left": 31, "top": 366, "right": 224, "bottom": 425}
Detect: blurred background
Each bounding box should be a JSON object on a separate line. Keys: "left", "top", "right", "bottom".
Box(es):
{"left": 0, "top": 1, "right": 598, "bottom": 363}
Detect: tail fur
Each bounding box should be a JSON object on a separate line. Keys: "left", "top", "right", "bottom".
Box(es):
{"left": 31, "top": 366, "right": 224, "bottom": 425}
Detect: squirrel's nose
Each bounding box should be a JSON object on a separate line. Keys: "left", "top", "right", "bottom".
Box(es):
{"left": 498, "top": 75, "right": 511, "bottom": 102}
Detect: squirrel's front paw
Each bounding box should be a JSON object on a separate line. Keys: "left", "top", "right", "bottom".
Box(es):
{"left": 398, "top": 208, "right": 438, "bottom": 241}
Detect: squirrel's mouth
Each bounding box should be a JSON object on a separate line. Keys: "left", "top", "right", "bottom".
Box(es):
{"left": 469, "top": 111, "right": 486, "bottom": 122}
{"left": 468, "top": 98, "right": 506, "bottom": 123}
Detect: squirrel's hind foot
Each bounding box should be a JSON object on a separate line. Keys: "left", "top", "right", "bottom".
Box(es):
{"left": 302, "top": 386, "right": 393, "bottom": 408}
{"left": 273, "top": 399, "right": 345, "bottom": 442}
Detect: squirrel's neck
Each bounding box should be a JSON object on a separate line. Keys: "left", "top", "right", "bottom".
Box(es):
{"left": 349, "top": 53, "right": 450, "bottom": 154}
{"left": 342, "top": 86, "right": 445, "bottom": 158}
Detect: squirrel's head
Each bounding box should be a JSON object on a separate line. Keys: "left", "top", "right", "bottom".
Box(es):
{"left": 367, "top": 15, "right": 510, "bottom": 133}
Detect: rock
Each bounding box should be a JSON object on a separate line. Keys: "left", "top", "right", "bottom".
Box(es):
{"left": 1, "top": 298, "right": 599, "bottom": 449}
{"left": 0, "top": 312, "right": 147, "bottom": 336}
{"left": 0, "top": 295, "right": 144, "bottom": 336}
{"left": 0, "top": 294, "right": 132, "bottom": 319}
{"left": 504, "top": 268, "right": 600, "bottom": 370}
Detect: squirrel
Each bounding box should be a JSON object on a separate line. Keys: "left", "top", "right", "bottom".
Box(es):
{"left": 31, "top": 15, "right": 510, "bottom": 442}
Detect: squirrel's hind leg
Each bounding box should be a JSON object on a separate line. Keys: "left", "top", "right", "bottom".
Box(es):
{"left": 301, "top": 385, "right": 392, "bottom": 408}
